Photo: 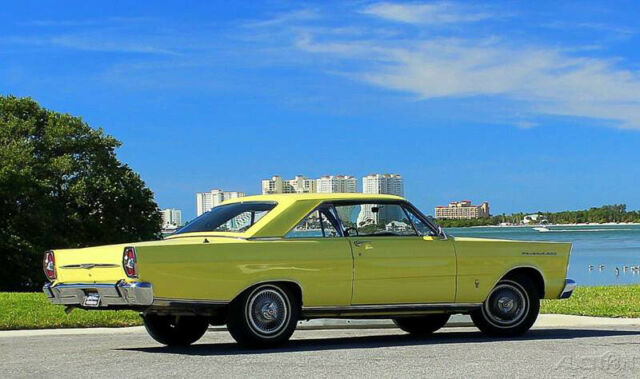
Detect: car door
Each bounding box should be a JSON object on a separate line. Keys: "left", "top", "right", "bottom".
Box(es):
{"left": 282, "top": 205, "right": 354, "bottom": 306}
{"left": 334, "top": 201, "right": 457, "bottom": 305}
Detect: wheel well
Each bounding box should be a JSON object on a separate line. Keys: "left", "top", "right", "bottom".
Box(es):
{"left": 502, "top": 267, "right": 545, "bottom": 298}
{"left": 233, "top": 281, "right": 303, "bottom": 308}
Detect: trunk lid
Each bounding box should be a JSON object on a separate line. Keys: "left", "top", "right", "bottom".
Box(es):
{"left": 53, "top": 243, "right": 130, "bottom": 284}
{"left": 50, "top": 237, "right": 227, "bottom": 284}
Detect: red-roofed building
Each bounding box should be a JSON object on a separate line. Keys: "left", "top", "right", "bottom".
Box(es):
{"left": 435, "top": 200, "right": 490, "bottom": 219}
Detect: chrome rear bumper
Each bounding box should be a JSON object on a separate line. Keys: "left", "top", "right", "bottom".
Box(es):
{"left": 559, "top": 279, "right": 576, "bottom": 299}
{"left": 43, "top": 281, "right": 153, "bottom": 307}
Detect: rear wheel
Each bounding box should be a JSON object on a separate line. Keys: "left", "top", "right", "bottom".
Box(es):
{"left": 471, "top": 276, "right": 540, "bottom": 337}
{"left": 226, "top": 283, "right": 299, "bottom": 348}
{"left": 142, "top": 314, "right": 209, "bottom": 346}
{"left": 393, "top": 314, "right": 451, "bottom": 335}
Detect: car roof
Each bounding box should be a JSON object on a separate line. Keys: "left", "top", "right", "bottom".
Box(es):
{"left": 222, "top": 193, "right": 405, "bottom": 204}
{"left": 166, "top": 193, "right": 408, "bottom": 240}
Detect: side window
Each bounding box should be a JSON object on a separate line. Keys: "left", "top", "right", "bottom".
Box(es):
{"left": 404, "top": 207, "right": 435, "bottom": 236}
{"left": 286, "top": 209, "right": 341, "bottom": 238}
{"left": 334, "top": 203, "right": 418, "bottom": 237}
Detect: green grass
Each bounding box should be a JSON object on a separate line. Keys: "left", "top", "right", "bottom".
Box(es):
{"left": 0, "top": 292, "right": 142, "bottom": 330}
{"left": 541, "top": 284, "right": 640, "bottom": 318}
{"left": 1, "top": 285, "right": 638, "bottom": 330}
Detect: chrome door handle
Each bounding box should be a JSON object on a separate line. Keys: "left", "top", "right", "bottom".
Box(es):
{"left": 353, "top": 240, "right": 371, "bottom": 247}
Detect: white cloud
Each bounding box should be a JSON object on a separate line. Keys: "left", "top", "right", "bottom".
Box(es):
{"left": 361, "top": 2, "right": 492, "bottom": 24}
{"left": 290, "top": 6, "right": 640, "bottom": 129}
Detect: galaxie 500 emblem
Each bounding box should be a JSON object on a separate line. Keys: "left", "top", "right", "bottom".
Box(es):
{"left": 521, "top": 251, "right": 557, "bottom": 256}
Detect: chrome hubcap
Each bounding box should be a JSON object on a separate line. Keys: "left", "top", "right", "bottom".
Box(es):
{"left": 497, "top": 297, "right": 515, "bottom": 313}
{"left": 261, "top": 302, "right": 279, "bottom": 320}
{"left": 246, "top": 287, "right": 289, "bottom": 336}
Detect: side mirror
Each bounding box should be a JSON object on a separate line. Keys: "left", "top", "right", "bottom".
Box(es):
{"left": 438, "top": 226, "right": 447, "bottom": 239}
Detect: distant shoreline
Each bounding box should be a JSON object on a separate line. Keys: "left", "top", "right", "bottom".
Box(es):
{"left": 458, "top": 222, "right": 640, "bottom": 228}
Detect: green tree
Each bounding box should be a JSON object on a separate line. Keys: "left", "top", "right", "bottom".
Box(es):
{"left": 0, "top": 96, "right": 161, "bottom": 291}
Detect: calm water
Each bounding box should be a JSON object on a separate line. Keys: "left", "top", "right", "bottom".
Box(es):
{"left": 447, "top": 224, "right": 640, "bottom": 286}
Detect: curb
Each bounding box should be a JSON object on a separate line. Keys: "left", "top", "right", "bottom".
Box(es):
{"left": 2, "top": 315, "right": 639, "bottom": 338}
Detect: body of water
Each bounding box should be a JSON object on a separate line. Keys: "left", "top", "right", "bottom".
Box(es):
{"left": 447, "top": 224, "right": 640, "bottom": 287}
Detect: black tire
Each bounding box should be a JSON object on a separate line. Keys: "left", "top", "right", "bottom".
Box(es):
{"left": 226, "top": 283, "right": 299, "bottom": 348}
{"left": 471, "top": 276, "right": 540, "bottom": 337}
{"left": 142, "top": 314, "right": 209, "bottom": 346}
{"left": 394, "top": 314, "right": 451, "bottom": 335}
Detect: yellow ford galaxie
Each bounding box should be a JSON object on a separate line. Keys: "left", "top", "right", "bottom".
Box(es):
{"left": 43, "top": 193, "right": 575, "bottom": 347}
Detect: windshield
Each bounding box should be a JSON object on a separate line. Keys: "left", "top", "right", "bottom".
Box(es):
{"left": 175, "top": 202, "right": 276, "bottom": 234}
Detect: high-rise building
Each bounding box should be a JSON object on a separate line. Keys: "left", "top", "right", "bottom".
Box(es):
{"left": 261, "top": 175, "right": 316, "bottom": 194}
{"left": 160, "top": 208, "right": 182, "bottom": 229}
{"left": 196, "top": 189, "right": 245, "bottom": 216}
{"left": 359, "top": 174, "right": 404, "bottom": 225}
{"left": 316, "top": 175, "right": 357, "bottom": 193}
{"left": 362, "top": 174, "right": 404, "bottom": 196}
{"left": 435, "top": 200, "right": 490, "bottom": 219}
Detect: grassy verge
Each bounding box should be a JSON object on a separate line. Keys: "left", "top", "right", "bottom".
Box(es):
{"left": 541, "top": 284, "right": 640, "bottom": 318}
{"left": 1, "top": 285, "right": 638, "bottom": 330}
{"left": 0, "top": 292, "right": 142, "bottom": 330}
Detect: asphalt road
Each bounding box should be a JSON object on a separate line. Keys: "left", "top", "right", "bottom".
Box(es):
{"left": 2, "top": 325, "right": 640, "bottom": 378}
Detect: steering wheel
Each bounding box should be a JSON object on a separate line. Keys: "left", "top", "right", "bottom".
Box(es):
{"left": 344, "top": 226, "right": 359, "bottom": 237}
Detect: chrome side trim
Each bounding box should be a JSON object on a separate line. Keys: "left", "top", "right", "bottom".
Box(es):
{"left": 165, "top": 234, "right": 247, "bottom": 241}
{"left": 247, "top": 237, "right": 284, "bottom": 241}
{"left": 302, "top": 303, "right": 481, "bottom": 317}
{"left": 152, "top": 297, "right": 228, "bottom": 307}
{"left": 59, "top": 263, "right": 120, "bottom": 269}
{"left": 559, "top": 279, "right": 576, "bottom": 299}
{"left": 43, "top": 281, "right": 153, "bottom": 307}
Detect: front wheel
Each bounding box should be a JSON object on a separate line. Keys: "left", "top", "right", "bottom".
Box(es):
{"left": 226, "top": 283, "right": 299, "bottom": 348}
{"left": 471, "top": 276, "right": 540, "bottom": 337}
{"left": 394, "top": 314, "right": 451, "bottom": 335}
{"left": 142, "top": 314, "right": 209, "bottom": 346}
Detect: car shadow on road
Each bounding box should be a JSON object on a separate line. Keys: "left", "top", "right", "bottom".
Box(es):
{"left": 118, "top": 328, "right": 640, "bottom": 356}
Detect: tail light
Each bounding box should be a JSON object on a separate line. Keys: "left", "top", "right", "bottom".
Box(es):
{"left": 43, "top": 251, "right": 56, "bottom": 280}
{"left": 123, "top": 247, "right": 138, "bottom": 278}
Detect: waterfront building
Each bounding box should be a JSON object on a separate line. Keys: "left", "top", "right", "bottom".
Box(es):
{"left": 196, "top": 189, "right": 245, "bottom": 216}
{"left": 160, "top": 208, "right": 182, "bottom": 229}
{"left": 522, "top": 214, "right": 548, "bottom": 225}
{"left": 435, "top": 200, "right": 490, "bottom": 219}
{"left": 362, "top": 174, "right": 404, "bottom": 196}
{"left": 316, "top": 175, "right": 357, "bottom": 193}
{"left": 261, "top": 175, "right": 317, "bottom": 194}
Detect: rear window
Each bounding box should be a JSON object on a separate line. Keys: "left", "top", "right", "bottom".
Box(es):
{"left": 175, "top": 202, "right": 276, "bottom": 234}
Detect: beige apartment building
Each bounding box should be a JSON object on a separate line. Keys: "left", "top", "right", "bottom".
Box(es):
{"left": 261, "top": 175, "right": 317, "bottom": 194}
{"left": 160, "top": 208, "right": 182, "bottom": 229}
{"left": 196, "top": 189, "right": 245, "bottom": 216}
{"left": 435, "top": 200, "right": 490, "bottom": 219}
{"left": 362, "top": 174, "right": 404, "bottom": 196}
{"left": 316, "top": 175, "right": 357, "bottom": 193}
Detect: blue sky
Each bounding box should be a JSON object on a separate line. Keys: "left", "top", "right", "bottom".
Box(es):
{"left": 2, "top": 1, "right": 640, "bottom": 220}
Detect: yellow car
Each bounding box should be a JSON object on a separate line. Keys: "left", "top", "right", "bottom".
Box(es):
{"left": 43, "top": 193, "right": 575, "bottom": 347}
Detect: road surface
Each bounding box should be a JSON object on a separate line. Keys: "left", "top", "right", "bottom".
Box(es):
{"left": 2, "top": 324, "right": 640, "bottom": 378}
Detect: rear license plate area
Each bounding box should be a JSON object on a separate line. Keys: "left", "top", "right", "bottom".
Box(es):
{"left": 83, "top": 292, "right": 101, "bottom": 307}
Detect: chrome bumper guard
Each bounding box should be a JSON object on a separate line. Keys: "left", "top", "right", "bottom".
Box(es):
{"left": 43, "top": 281, "right": 153, "bottom": 307}
{"left": 560, "top": 279, "right": 576, "bottom": 299}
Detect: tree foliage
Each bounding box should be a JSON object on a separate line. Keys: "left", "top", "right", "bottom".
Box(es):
{"left": 0, "top": 96, "right": 161, "bottom": 291}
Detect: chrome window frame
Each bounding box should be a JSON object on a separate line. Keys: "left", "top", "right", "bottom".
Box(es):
{"left": 284, "top": 204, "right": 345, "bottom": 239}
